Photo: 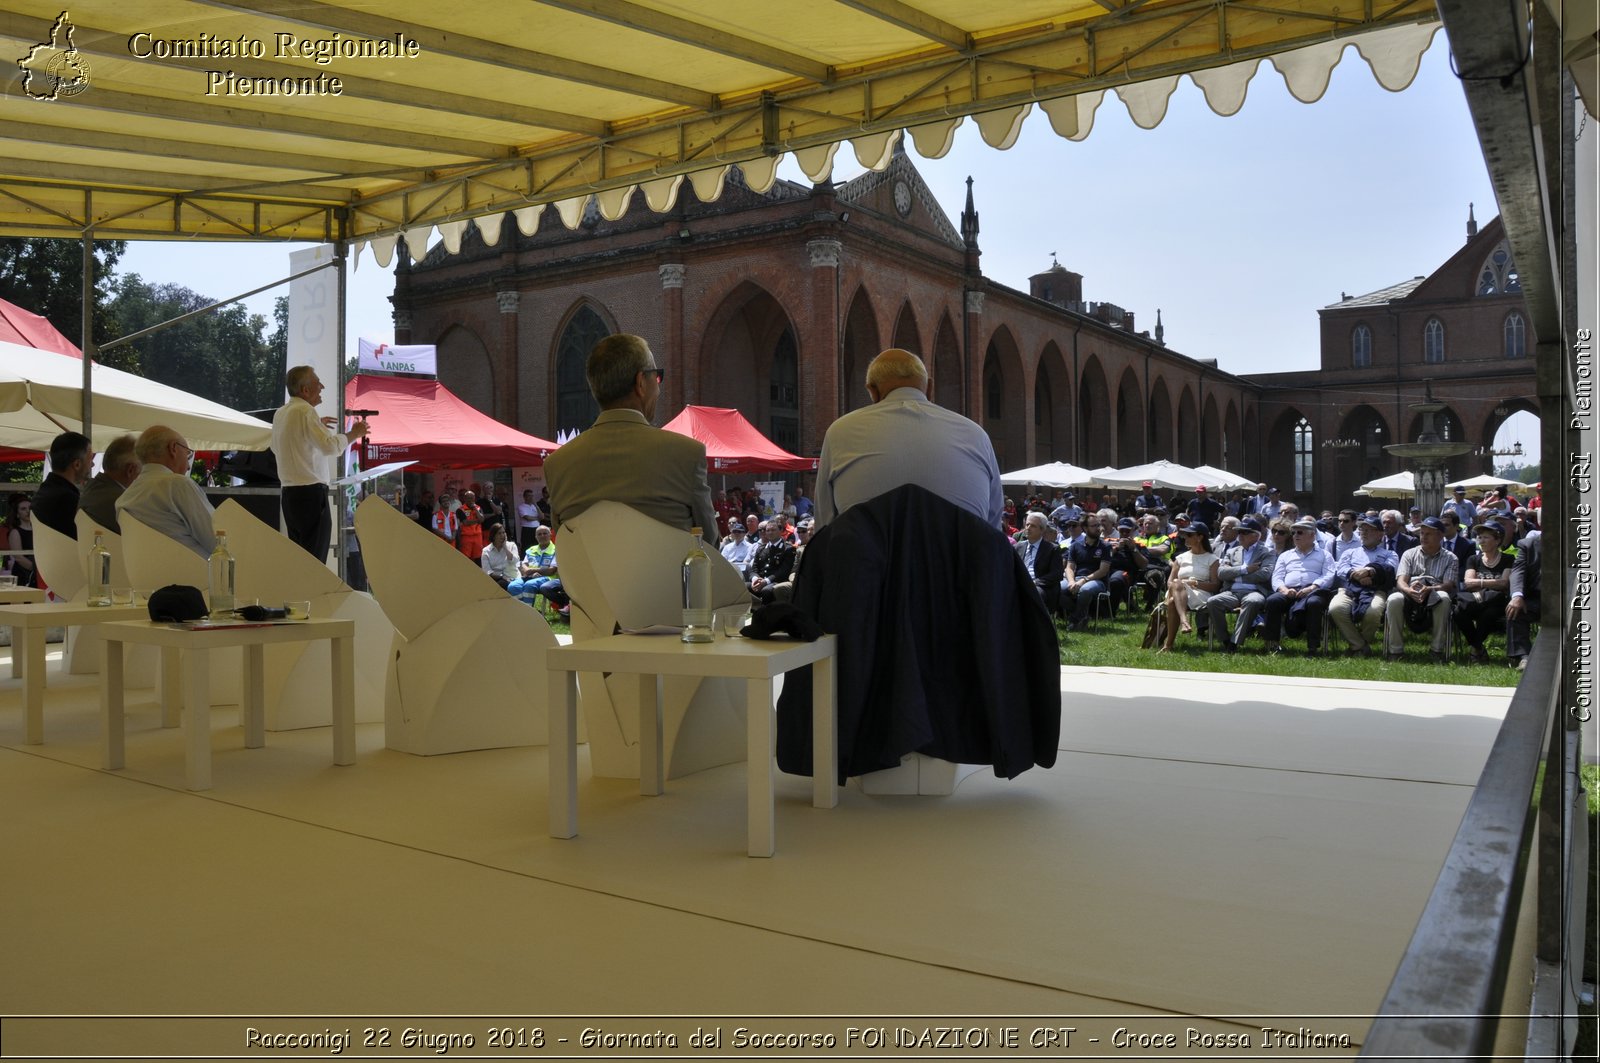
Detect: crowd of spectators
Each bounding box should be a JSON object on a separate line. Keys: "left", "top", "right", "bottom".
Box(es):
{"left": 1006, "top": 480, "right": 1542, "bottom": 668}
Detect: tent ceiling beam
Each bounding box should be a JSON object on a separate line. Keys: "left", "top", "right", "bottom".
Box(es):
{"left": 534, "top": 0, "right": 835, "bottom": 83}
{"left": 832, "top": 0, "right": 972, "bottom": 51}
{"left": 196, "top": 0, "right": 722, "bottom": 111}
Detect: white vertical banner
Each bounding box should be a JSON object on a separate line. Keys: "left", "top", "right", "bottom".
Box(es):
{"left": 288, "top": 244, "right": 343, "bottom": 570}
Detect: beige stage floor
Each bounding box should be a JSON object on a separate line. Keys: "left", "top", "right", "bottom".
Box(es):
{"left": 0, "top": 650, "right": 1511, "bottom": 1058}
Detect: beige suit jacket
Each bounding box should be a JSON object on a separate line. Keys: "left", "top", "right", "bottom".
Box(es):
{"left": 544, "top": 408, "right": 717, "bottom": 542}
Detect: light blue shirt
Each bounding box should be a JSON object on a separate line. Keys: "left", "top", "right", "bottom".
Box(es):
{"left": 816, "top": 387, "right": 1003, "bottom": 530}
{"left": 1333, "top": 542, "right": 1398, "bottom": 584}
{"left": 115, "top": 464, "right": 217, "bottom": 558}
{"left": 1272, "top": 544, "right": 1336, "bottom": 593}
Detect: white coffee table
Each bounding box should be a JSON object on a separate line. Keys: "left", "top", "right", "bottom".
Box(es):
{"left": 0, "top": 601, "right": 146, "bottom": 743}
{"left": 546, "top": 632, "right": 837, "bottom": 857}
{"left": 98, "top": 618, "right": 356, "bottom": 791}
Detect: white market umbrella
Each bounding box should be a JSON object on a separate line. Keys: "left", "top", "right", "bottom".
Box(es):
{"left": 0, "top": 340, "right": 272, "bottom": 453}
{"left": 1355, "top": 470, "right": 1416, "bottom": 498}
{"left": 1445, "top": 473, "right": 1533, "bottom": 493}
{"left": 999, "top": 460, "right": 1095, "bottom": 488}
{"left": 1094, "top": 459, "right": 1213, "bottom": 492}
{"left": 1193, "top": 464, "right": 1257, "bottom": 490}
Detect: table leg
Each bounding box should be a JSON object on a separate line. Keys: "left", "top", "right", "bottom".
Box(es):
{"left": 548, "top": 668, "right": 577, "bottom": 839}
{"left": 102, "top": 638, "right": 124, "bottom": 770}
{"left": 20, "top": 626, "right": 43, "bottom": 745}
{"left": 183, "top": 649, "right": 212, "bottom": 791}
{"left": 638, "top": 673, "right": 663, "bottom": 796}
{"left": 747, "top": 677, "right": 775, "bottom": 858}
{"left": 7, "top": 623, "right": 18, "bottom": 678}
{"left": 159, "top": 647, "right": 181, "bottom": 728}
{"left": 331, "top": 633, "right": 354, "bottom": 766}
{"left": 812, "top": 652, "right": 838, "bottom": 809}
{"left": 242, "top": 644, "right": 265, "bottom": 748}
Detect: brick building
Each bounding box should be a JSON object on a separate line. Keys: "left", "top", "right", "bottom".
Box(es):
{"left": 392, "top": 154, "right": 1535, "bottom": 513}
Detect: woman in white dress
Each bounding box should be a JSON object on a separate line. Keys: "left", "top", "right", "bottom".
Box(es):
{"left": 1159, "top": 523, "right": 1221, "bottom": 651}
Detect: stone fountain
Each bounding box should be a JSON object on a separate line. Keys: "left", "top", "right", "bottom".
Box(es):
{"left": 1384, "top": 381, "right": 1475, "bottom": 517}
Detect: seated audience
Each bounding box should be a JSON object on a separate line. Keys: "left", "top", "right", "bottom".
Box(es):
{"left": 1060, "top": 516, "right": 1113, "bottom": 631}
{"left": 1505, "top": 529, "right": 1541, "bottom": 671}
{"left": 78, "top": 433, "right": 141, "bottom": 534}
{"left": 1015, "top": 511, "right": 1063, "bottom": 615}
{"left": 3, "top": 492, "right": 36, "bottom": 587}
{"left": 1260, "top": 518, "right": 1335, "bottom": 655}
{"left": 115, "top": 426, "right": 217, "bottom": 558}
{"left": 32, "top": 431, "right": 94, "bottom": 538}
{"left": 1326, "top": 514, "right": 1398, "bottom": 656}
{"left": 749, "top": 519, "right": 797, "bottom": 602}
{"left": 1158, "top": 523, "right": 1219, "bottom": 652}
{"left": 1384, "top": 516, "right": 1460, "bottom": 662}
{"left": 1206, "top": 516, "right": 1275, "bottom": 653}
{"left": 479, "top": 522, "right": 520, "bottom": 590}
{"left": 510, "top": 525, "right": 568, "bottom": 611}
{"left": 1454, "top": 522, "right": 1512, "bottom": 663}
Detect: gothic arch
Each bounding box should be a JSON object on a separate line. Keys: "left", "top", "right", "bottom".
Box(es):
{"left": 436, "top": 324, "right": 496, "bottom": 418}
{"left": 931, "top": 313, "right": 962, "bottom": 412}
{"left": 1148, "top": 377, "right": 1174, "bottom": 461}
{"left": 1334, "top": 403, "right": 1391, "bottom": 497}
{"left": 982, "top": 326, "right": 1025, "bottom": 471}
{"left": 699, "top": 281, "right": 802, "bottom": 449}
{"left": 1477, "top": 395, "right": 1539, "bottom": 453}
{"left": 1035, "top": 341, "right": 1072, "bottom": 462}
{"left": 840, "top": 286, "right": 880, "bottom": 414}
{"left": 1223, "top": 401, "right": 1242, "bottom": 472}
{"left": 891, "top": 301, "right": 923, "bottom": 357}
{"left": 1201, "top": 394, "right": 1222, "bottom": 466}
{"left": 1114, "top": 366, "right": 1144, "bottom": 466}
{"left": 549, "top": 300, "right": 614, "bottom": 432}
{"left": 1176, "top": 384, "right": 1199, "bottom": 466}
{"left": 1265, "top": 407, "right": 1312, "bottom": 498}
{"left": 1078, "top": 355, "right": 1112, "bottom": 469}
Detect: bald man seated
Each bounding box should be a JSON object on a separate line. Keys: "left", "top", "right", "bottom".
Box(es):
{"left": 115, "top": 425, "right": 217, "bottom": 558}
{"left": 815, "top": 348, "right": 1004, "bottom": 530}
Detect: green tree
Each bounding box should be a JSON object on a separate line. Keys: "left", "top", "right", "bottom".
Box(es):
{"left": 108, "top": 274, "right": 279, "bottom": 412}
{"left": 0, "top": 237, "right": 132, "bottom": 367}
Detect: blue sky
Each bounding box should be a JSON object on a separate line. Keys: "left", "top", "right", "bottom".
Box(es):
{"left": 114, "top": 36, "right": 1535, "bottom": 455}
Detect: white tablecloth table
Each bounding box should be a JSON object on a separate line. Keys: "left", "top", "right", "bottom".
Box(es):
{"left": 97, "top": 618, "right": 355, "bottom": 791}
{"left": 0, "top": 601, "right": 145, "bottom": 742}
{"left": 546, "top": 632, "right": 837, "bottom": 857}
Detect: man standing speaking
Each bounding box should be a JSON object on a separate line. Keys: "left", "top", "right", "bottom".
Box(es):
{"left": 272, "top": 365, "right": 369, "bottom": 561}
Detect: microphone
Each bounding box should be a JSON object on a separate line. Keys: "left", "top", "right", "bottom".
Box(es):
{"left": 347, "top": 408, "right": 379, "bottom": 418}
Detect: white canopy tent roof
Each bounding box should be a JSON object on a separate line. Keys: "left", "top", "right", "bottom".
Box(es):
{"left": 1445, "top": 473, "right": 1535, "bottom": 493}
{"left": 0, "top": 341, "right": 272, "bottom": 453}
{"left": 1093, "top": 460, "right": 1214, "bottom": 492}
{"left": 1355, "top": 471, "right": 1415, "bottom": 499}
{"left": 1193, "top": 464, "right": 1257, "bottom": 491}
{"left": 998, "top": 461, "right": 1095, "bottom": 488}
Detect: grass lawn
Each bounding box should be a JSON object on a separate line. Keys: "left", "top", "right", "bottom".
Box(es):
{"left": 1051, "top": 608, "right": 1522, "bottom": 687}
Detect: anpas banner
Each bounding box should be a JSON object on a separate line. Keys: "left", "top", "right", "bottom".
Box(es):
{"left": 359, "top": 338, "right": 437, "bottom": 376}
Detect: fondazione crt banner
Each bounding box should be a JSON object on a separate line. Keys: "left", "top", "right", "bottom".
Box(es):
{"left": 358, "top": 338, "right": 436, "bottom": 376}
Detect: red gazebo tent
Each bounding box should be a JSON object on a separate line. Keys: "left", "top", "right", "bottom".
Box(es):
{"left": 346, "top": 374, "right": 559, "bottom": 470}
{"left": 0, "top": 298, "right": 80, "bottom": 359}
{"left": 661, "top": 405, "right": 816, "bottom": 473}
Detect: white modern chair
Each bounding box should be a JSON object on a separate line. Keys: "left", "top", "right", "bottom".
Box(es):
{"left": 354, "top": 494, "right": 558, "bottom": 755}
{"left": 64, "top": 512, "right": 160, "bottom": 685}
{"left": 118, "top": 513, "right": 241, "bottom": 704}
{"left": 213, "top": 500, "right": 391, "bottom": 729}
{"left": 555, "top": 501, "right": 753, "bottom": 781}
{"left": 28, "top": 517, "right": 96, "bottom": 674}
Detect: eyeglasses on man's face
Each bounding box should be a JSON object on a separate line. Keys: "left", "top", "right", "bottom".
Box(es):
{"left": 639, "top": 366, "right": 664, "bottom": 382}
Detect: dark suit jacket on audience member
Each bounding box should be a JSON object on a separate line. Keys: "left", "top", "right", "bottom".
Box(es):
{"left": 1509, "top": 533, "right": 1541, "bottom": 605}
{"left": 775, "top": 484, "right": 1060, "bottom": 784}
{"left": 30, "top": 472, "right": 80, "bottom": 539}
{"left": 1015, "top": 536, "right": 1063, "bottom": 614}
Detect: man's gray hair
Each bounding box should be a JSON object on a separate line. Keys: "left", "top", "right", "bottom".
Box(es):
{"left": 102, "top": 433, "right": 138, "bottom": 474}
{"left": 1381, "top": 509, "right": 1403, "bottom": 523}
{"left": 1219, "top": 515, "right": 1240, "bottom": 531}
{"left": 587, "top": 334, "right": 652, "bottom": 406}
{"left": 865, "top": 348, "right": 928, "bottom": 392}
{"left": 285, "top": 365, "right": 317, "bottom": 396}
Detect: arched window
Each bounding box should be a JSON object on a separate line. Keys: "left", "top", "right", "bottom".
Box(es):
{"left": 1293, "top": 417, "right": 1314, "bottom": 493}
{"left": 1504, "top": 312, "right": 1526, "bottom": 358}
{"left": 985, "top": 364, "right": 1003, "bottom": 420}
{"left": 555, "top": 305, "right": 608, "bottom": 433}
{"left": 1477, "top": 241, "right": 1522, "bottom": 295}
{"left": 1351, "top": 324, "right": 1372, "bottom": 368}
{"left": 769, "top": 328, "right": 799, "bottom": 454}
{"left": 1422, "top": 318, "right": 1445, "bottom": 364}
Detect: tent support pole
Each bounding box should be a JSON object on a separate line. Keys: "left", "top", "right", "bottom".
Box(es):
{"left": 80, "top": 226, "right": 94, "bottom": 437}
{"left": 335, "top": 242, "right": 349, "bottom": 586}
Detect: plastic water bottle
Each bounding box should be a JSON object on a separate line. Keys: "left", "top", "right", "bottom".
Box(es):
{"left": 208, "top": 531, "right": 235, "bottom": 617}
{"left": 86, "top": 531, "right": 112, "bottom": 606}
{"left": 681, "top": 527, "right": 713, "bottom": 643}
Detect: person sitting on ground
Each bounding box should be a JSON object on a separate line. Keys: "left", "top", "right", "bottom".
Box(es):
{"left": 1060, "top": 515, "right": 1113, "bottom": 631}
{"left": 115, "top": 426, "right": 217, "bottom": 559}
{"left": 1326, "top": 514, "right": 1399, "bottom": 656}
{"left": 510, "top": 525, "right": 568, "bottom": 612}
{"left": 748, "top": 519, "right": 797, "bottom": 602}
{"left": 1260, "top": 518, "right": 1336, "bottom": 655}
{"left": 1158, "top": 522, "right": 1220, "bottom": 652}
{"left": 1383, "top": 516, "right": 1460, "bottom": 662}
{"left": 1454, "top": 522, "right": 1512, "bottom": 663}
{"left": 79, "top": 433, "right": 140, "bottom": 534}
{"left": 1206, "top": 516, "right": 1276, "bottom": 653}
{"left": 479, "top": 522, "right": 521, "bottom": 591}
{"left": 1015, "top": 510, "right": 1064, "bottom": 615}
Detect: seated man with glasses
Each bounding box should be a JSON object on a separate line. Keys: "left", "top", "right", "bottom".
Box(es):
{"left": 543, "top": 333, "right": 717, "bottom": 543}
{"left": 115, "top": 425, "right": 217, "bottom": 558}
{"left": 1259, "top": 518, "right": 1337, "bottom": 656}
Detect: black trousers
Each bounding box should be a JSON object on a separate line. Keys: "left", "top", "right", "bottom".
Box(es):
{"left": 281, "top": 483, "right": 332, "bottom": 562}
